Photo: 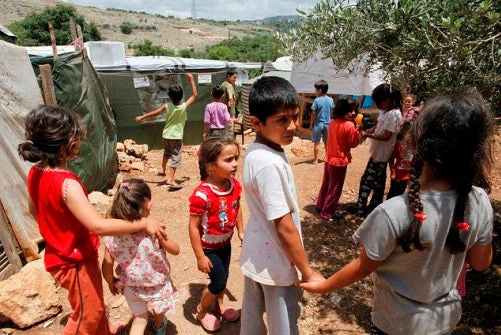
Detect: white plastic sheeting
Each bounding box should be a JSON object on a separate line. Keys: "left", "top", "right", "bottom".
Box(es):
{"left": 0, "top": 41, "right": 43, "bottom": 272}
{"left": 26, "top": 41, "right": 262, "bottom": 72}
{"left": 290, "top": 53, "right": 385, "bottom": 95}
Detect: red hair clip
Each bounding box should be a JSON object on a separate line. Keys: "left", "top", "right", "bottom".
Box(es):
{"left": 414, "top": 212, "right": 427, "bottom": 223}
{"left": 456, "top": 222, "right": 469, "bottom": 231}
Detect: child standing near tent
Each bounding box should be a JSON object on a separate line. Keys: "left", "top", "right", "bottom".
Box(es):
{"left": 102, "top": 178, "right": 179, "bottom": 335}
{"left": 221, "top": 69, "right": 238, "bottom": 118}
{"left": 202, "top": 85, "right": 234, "bottom": 140}
{"left": 350, "top": 83, "right": 402, "bottom": 216}
{"left": 240, "top": 76, "right": 324, "bottom": 335}
{"left": 135, "top": 73, "right": 198, "bottom": 190}
{"left": 189, "top": 136, "right": 243, "bottom": 332}
{"left": 18, "top": 105, "right": 165, "bottom": 335}
{"left": 300, "top": 90, "right": 494, "bottom": 335}
{"left": 310, "top": 79, "right": 334, "bottom": 164}
{"left": 386, "top": 121, "right": 413, "bottom": 199}
{"left": 402, "top": 93, "right": 419, "bottom": 122}
{"left": 316, "top": 98, "right": 361, "bottom": 221}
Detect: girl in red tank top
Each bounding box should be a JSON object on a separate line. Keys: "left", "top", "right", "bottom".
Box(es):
{"left": 19, "top": 105, "right": 165, "bottom": 335}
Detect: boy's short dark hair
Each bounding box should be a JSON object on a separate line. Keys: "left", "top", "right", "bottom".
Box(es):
{"left": 249, "top": 76, "right": 299, "bottom": 124}
{"left": 211, "top": 85, "right": 225, "bottom": 99}
{"left": 314, "top": 80, "right": 329, "bottom": 94}
{"left": 226, "top": 68, "right": 238, "bottom": 77}
{"left": 168, "top": 84, "right": 184, "bottom": 104}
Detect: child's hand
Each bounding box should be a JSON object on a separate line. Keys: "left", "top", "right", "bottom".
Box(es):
{"left": 107, "top": 277, "right": 121, "bottom": 295}
{"left": 298, "top": 279, "right": 328, "bottom": 293}
{"left": 301, "top": 270, "right": 325, "bottom": 284}
{"left": 238, "top": 231, "right": 244, "bottom": 244}
{"left": 197, "top": 255, "right": 213, "bottom": 273}
{"left": 185, "top": 73, "right": 194, "bottom": 81}
{"left": 142, "top": 218, "right": 167, "bottom": 241}
{"left": 135, "top": 115, "right": 143, "bottom": 122}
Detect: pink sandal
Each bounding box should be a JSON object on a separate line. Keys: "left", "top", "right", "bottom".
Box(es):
{"left": 197, "top": 307, "right": 221, "bottom": 332}
{"left": 221, "top": 308, "right": 240, "bottom": 322}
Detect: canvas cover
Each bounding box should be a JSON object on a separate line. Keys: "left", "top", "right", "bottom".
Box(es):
{"left": 52, "top": 50, "right": 117, "bottom": 192}
{"left": 291, "top": 53, "right": 384, "bottom": 95}
{"left": 0, "top": 41, "right": 44, "bottom": 268}
{"left": 100, "top": 71, "right": 227, "bottom": 147}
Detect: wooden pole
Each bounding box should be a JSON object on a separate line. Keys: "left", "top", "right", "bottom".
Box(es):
{"left": 39, "top": 64, "right": 57, "bottom": 106}
{"left": 48, "top": 22, "right": 57, "bottom": 60}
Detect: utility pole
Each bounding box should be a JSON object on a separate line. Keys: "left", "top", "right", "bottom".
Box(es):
{"left": 191, "top": 0, "right": 197, "bottom": 19}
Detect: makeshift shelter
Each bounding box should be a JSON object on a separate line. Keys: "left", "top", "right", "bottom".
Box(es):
{"left": 82, "top": 42, "right": 262, "bottom": 148}
{"left": 0, "top": 41, "right": 44, "bottom": 280}
{"left": 290, "top": 54, "right": 384, "bottom": 133}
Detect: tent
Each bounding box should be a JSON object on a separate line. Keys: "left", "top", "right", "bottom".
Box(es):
{"left": 290, "top": 53, "right": 383, "bottom": 132}
{"left": 290, "top": 53, "right": 384, "bottom": 96}
{"left": 82, "top": 42, "right": 262, "bottom": 148}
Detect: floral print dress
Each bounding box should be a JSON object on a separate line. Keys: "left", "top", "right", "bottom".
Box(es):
{"left": 103, "top": 232, "right": 177, "bottom": 314}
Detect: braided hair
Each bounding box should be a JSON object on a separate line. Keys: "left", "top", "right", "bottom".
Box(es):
{"left": 397, "top": 91, "right": 494, "bottom": 253}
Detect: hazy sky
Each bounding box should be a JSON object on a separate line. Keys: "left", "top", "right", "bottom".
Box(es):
{"left": 62, "top": 0, "right": 322, "bottom": 21}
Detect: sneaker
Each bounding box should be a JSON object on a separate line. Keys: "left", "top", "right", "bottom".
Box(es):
{"left": 151, "top": 316, "right": 167, "bottom": 335}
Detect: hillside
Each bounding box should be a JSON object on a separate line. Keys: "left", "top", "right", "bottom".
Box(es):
{"left": 0, "top": 0, "right": 276, "bottom": 53}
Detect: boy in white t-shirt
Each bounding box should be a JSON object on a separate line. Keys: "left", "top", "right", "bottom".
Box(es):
{"left": 240, "top": 76, "right": 324, "bottom": 335}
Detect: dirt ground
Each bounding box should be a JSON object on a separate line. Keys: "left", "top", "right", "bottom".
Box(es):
{"left": 3, "top": 133, "right": 500, "bottom": 335}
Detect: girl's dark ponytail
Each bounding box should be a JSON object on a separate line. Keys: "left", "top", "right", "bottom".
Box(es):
{"left": 18, "top": 140, "right": 43, "bottom": 163}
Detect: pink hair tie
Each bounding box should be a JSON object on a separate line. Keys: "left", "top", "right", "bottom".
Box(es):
{"left": 121, "top": 182, "right": 130, "bottom": 189}
{"left": 456, "top": 222, "right": 469, "bottom": 231}
{"left": 414, "top": 212, "right": 427, "bottom": 223}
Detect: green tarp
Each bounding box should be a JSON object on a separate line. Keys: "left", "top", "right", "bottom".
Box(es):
{"left": 99, "top": 71, "right": 227, "bottom": 148}
{"left": 52, "top": 51, "right": 117, "bottom": 192}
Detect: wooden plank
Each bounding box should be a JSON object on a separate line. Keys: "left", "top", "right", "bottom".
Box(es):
{"left": 39, "top": 64, "right": 57, "bottom": 107}
{"left": 48, "top": 22, "right": 57, "bottom": 60}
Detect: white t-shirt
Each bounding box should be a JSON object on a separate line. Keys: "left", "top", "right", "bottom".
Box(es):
{"left": 240, "top": 142, "right": 301, "bottom": 286}
{"left": 369, "top": 108, "right": 401, "bottom": 162}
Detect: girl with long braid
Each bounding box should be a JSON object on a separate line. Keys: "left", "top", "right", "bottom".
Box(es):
{"left": 300, "top": 91, "right": 494, "bottom": 334}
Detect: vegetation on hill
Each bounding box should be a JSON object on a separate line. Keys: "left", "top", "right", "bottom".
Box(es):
{"left": 130, "top": 35, "right": 284, "bottom": 63}
{"left": 8, "top": 4, "right": 101, "bottom": 46}
{"left": 279, "top": 0, "right": 501, "bottom": 113}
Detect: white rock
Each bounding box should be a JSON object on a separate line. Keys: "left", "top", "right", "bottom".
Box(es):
{"left": 0, "top": 260, "right": 61, "bottom": 328}
{"left": 89, "top": 191, "right": 112, "bottom": 218}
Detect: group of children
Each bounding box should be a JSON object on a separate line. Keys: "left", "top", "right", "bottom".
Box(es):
{"left": 19, "top": 73, "right": 494, "bottom": 335}
{"left": 313, "top": 80, "right": 420, "bottom": 221}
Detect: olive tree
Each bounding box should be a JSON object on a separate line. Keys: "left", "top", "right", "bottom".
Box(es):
{"left": 279, "top": 0, "right": 500, "bottom": 112}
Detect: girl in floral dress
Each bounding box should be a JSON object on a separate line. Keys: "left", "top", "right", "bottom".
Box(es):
{"left": 102, "top": 178, "right": 180, "bottom": 335}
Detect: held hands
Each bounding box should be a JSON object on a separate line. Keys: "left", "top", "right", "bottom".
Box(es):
{"left": 197, "top": 255, "right": 213, "bottom": 274}
{"left": 298, "top": 270, "right": 327, "bottom": 293}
